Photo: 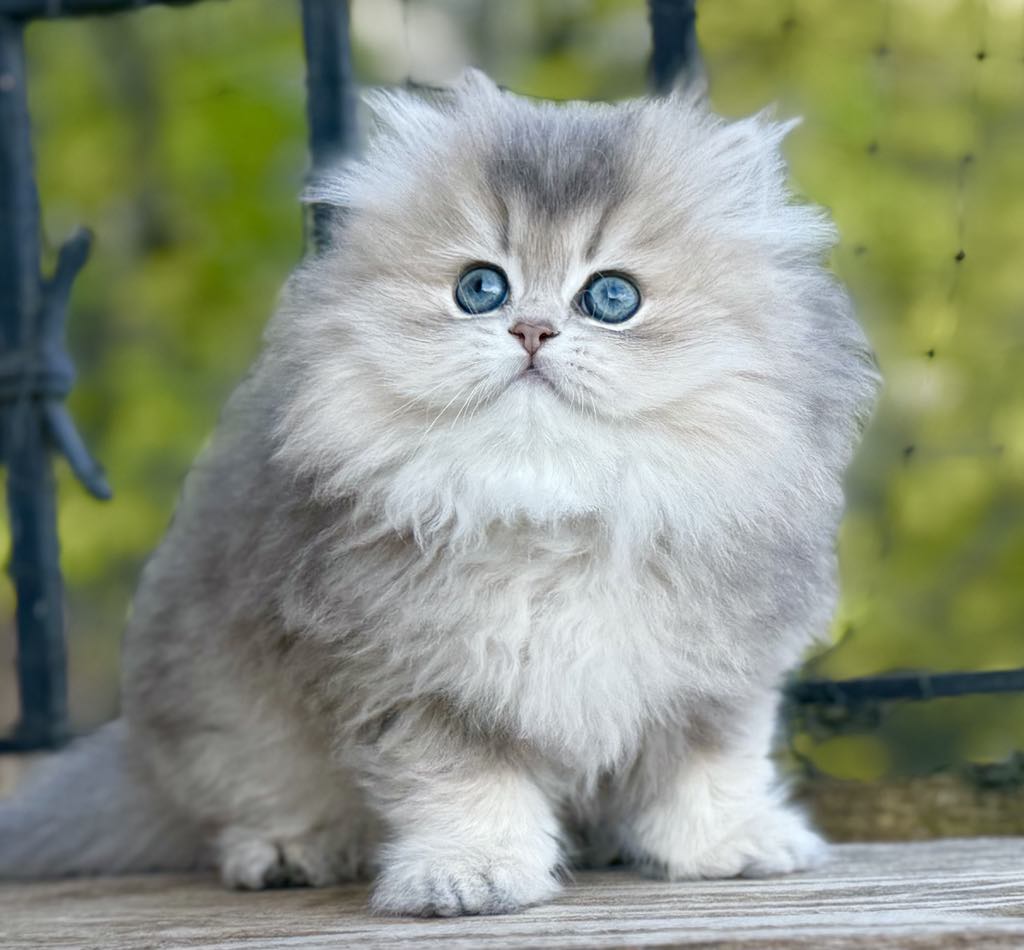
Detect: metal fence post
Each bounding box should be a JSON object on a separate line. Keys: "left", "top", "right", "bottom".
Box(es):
{"left": 647, "top": 0, "right": 702, "bottom": 94}
{"left": 0, "top": 15, "right": 67, "bottom": 750}
{"left": 0, "top": 13, "right": 108, "bottom": 753}
{"left": 301, "top": 0, "right": 358, "bottom": 252}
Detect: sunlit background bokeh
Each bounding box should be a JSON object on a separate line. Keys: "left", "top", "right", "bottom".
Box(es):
{"left": 1, "top": 0, "right": 1022, "bottom": 785}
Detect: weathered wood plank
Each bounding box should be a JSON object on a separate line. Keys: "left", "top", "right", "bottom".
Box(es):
{"left": 1, "top": 838, "right": 1022, "bottom": 949}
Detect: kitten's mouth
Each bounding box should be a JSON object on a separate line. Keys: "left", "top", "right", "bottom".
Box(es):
{"left": 515, "top": 363, "right": 558, "bottom": 393}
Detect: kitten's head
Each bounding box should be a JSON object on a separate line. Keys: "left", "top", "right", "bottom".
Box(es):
{"left": 269, "top": 71, "right": 879, "bottom": 537}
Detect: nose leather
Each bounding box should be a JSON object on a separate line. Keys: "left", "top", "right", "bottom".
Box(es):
{"left": 509, "top": 322, "right": 558, "bottom": 356}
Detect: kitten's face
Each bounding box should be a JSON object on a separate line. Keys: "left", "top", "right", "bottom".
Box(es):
{"left": 277, "top": 71, "right": 877, "bottom": 524}
{"left": 304, "top": 82, "right": 790, "bottom": 429}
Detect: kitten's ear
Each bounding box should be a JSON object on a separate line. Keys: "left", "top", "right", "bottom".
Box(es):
{"left": 709, "top": 109, "right": 806, "bottom": 237}
{"left": 300, "top": 70, "right": 503, "bottom": 214}
{"left": 649, "top": 94, "right": 807, "bottom": 242}
{"left": 354, "top": 69, "right": 501, "bottom": 141}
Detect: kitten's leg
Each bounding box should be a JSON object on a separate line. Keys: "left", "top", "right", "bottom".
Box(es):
{"left": 202, "top": 742, "right": 378, "bottom": 890}
{"left": 615, "top": 693, "right": 826, "bottom": 880}
{"left": 133, "top": 682, "right": 377, "bottom": 890}
{"left": 358, "top": 703, "right": 564, "bottom": 917}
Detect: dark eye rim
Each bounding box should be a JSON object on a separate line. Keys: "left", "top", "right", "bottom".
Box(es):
{"left": 575, "top": 270, "right": 642, "bottom": 324}
{"left": 454, "top": 262, "right": 510, "bottom": 315}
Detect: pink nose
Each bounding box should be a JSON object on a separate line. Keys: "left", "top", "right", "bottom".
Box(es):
{"left": 509, "top": 322, "right": 558, "bottom": 356}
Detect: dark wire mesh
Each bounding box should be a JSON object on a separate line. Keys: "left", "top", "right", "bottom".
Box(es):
{"left": 695, "top": 0, "right": 1024, "bottom": 779}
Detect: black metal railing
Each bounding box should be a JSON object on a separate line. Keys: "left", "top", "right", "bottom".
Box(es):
{"left": 1, "top": 12, "right": 108, "bottom": 751}
{"left": 1, "top": 0, "right": 1020, "bottom": 756}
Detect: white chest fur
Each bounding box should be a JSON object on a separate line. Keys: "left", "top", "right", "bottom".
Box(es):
{"left": 354, "top": 522, "right": 742, "bottom": 772}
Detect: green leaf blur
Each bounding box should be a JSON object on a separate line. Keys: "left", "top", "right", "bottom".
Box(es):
{"left": 1, "top": 0, "right": 1021, "bottom": 783}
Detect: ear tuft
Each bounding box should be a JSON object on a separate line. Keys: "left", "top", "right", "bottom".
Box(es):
{"left": 755, "top": 108, "right": 802, "bottom": 147}
{"left": 715, "top": 106, "right": 802, "bottom": 170}
{"left": 360, "top": 86, "right": 446, "bottom": 137}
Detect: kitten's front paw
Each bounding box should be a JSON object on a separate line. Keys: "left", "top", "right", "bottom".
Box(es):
{"left": 371, "top": 847, "right": 563, "bottom": 917}
{"left": 649, "top": 807, "right": 827, "bottom": 881}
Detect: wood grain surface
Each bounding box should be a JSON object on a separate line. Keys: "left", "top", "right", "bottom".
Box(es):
{"left": 1, "top": 837, "right": 1022, "bottom": 949}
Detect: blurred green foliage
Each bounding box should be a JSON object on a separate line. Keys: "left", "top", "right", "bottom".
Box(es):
{"left": 1, "top": 0, "right": 1022, "bottom": 782}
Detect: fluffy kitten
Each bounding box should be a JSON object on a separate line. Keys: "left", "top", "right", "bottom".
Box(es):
{"left": 0, "top": 70, "right": 879, "bottom": 916}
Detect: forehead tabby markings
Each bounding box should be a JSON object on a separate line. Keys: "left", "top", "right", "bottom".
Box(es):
{"left": 493, "top": 192, "right": 511, "bottom": 257}
{"left": 583, "top": 199, "right": 623, "bottom": 263}
{"left": 482, "top": 110, "right": 635, "bottom": 256}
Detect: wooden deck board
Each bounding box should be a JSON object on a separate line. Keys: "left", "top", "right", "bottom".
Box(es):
{"left": 1, "top": 838, "right": 1022, "bottom": 949}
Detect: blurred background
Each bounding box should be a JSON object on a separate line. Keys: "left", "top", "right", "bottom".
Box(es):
{"left": 1, "top": 0, "right": 1022, "bottom": 807}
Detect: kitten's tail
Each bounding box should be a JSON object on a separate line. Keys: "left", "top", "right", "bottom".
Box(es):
{"left": 0, "top": 719, "right": 205, "bottom": 879}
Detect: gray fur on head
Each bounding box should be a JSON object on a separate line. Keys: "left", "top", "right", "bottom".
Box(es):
{"left": 0, "top": 70, "right": 879, "bottom": 917}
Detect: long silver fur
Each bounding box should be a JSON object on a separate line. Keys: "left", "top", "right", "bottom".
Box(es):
{"left": 0, "top": 71, "right": 879, "bottom": 916}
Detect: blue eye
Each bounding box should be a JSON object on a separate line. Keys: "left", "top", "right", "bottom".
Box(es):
{"left": 577, "top": 273, "right": 641, "bottom": 324}
{"left": 455, "top": 265, "right": 509, "bottom": 314}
